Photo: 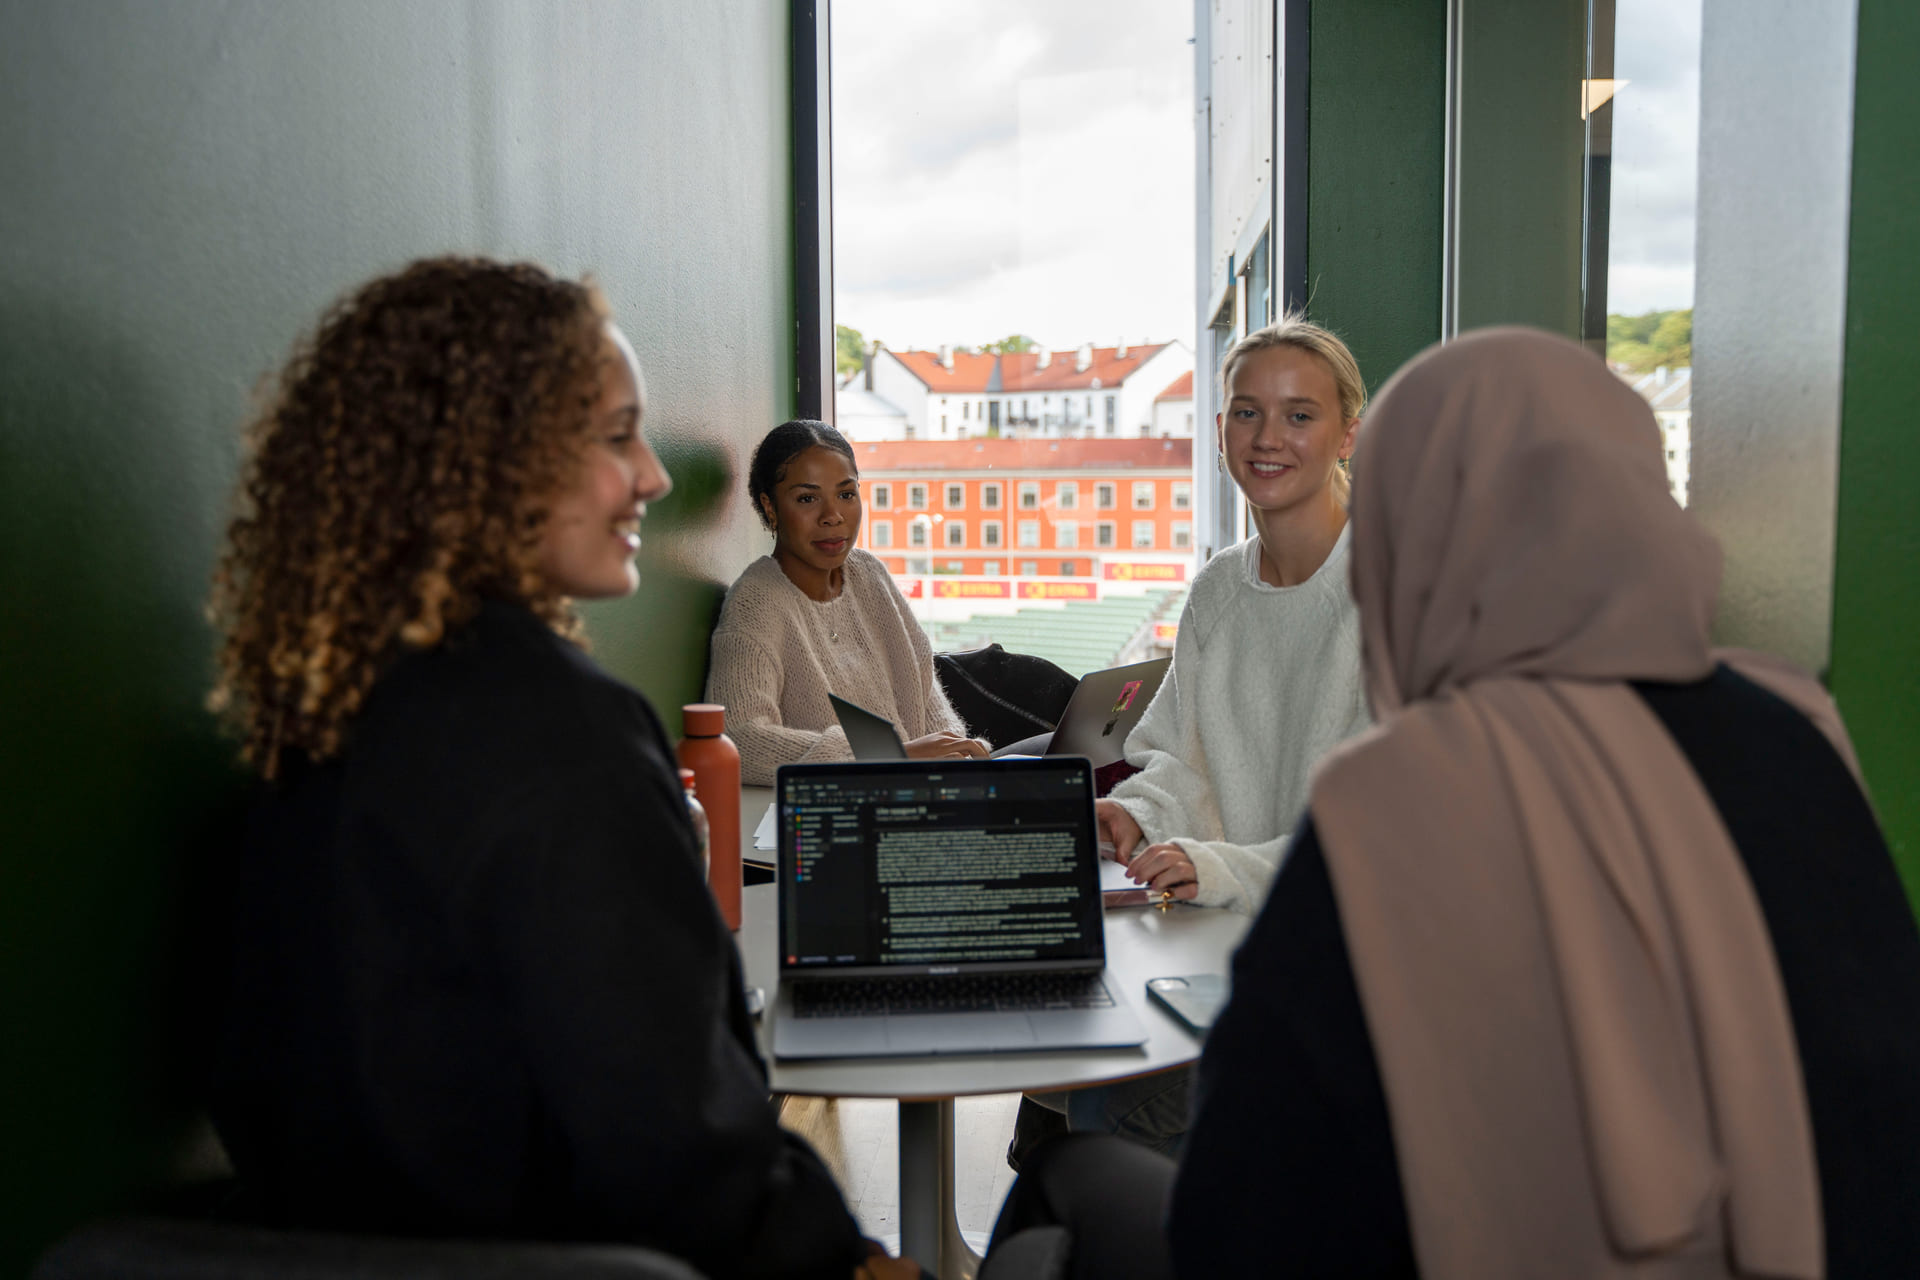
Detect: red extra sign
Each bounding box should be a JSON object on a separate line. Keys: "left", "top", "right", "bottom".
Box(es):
{"left": 933, "top": 579, "right": 1013, "bottom": 599}
{"left": 1103, "top": 561, "right": 1187, "bottom": 582}
{"left": 1018, "top": 581, "right": 1097, "bottom": 600}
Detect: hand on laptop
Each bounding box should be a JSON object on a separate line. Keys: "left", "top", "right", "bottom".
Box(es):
{"left": 903, "top": 730, "right": 988, "bottom": 760}
{"left": 1126, "top": 841, "right": 1200, "bottom": 901}
{"left": 1095, "top": 798, "right": 1145, "bottom": 863}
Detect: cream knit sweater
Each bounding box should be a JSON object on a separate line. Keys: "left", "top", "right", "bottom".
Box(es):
{"left": 1109, "top": 528, "right": 1371, "bottom": 915}
{"left": 705, "top": 551, "right": 972, "bottom": 786}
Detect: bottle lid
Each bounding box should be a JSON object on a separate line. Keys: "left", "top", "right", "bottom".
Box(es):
{"left": 678, "top": 767, "right": 697, "bottom": 793}
{"left": 683, "top": 703, "right": 727, "bottom": 736}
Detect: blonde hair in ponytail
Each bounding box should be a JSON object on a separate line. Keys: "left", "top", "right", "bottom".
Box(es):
{"left": 1220, "top": 314, "right": 1365, "bottom": 506}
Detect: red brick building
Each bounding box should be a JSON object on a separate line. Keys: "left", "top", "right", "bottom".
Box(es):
{"left": 854, "top": 438, "right": 1195, "bottom": 590}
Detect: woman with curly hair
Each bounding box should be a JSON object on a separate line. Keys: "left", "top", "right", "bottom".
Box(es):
{"left": 207, "top": 257, "right": 912, "bottom": 1279}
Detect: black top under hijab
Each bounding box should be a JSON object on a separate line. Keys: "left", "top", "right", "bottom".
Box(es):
{"left": 212, "top": 599, "right": 863, "bottom": 1280}
{"left": 1170, "top": 664, "right": 1920, "bottom": 1279}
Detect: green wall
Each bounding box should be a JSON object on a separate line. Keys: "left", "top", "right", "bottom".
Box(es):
{"left": 1305, "top": 0, "right": 1448, "bottom": 391}
{"left": 1455, "top": 0, "right": 1588, "bottom": 337}
{"left": 0, "top": 3, "right": 791, "bottom": 1271}
{"left": 1831, "top": 0, "right": 1920, "bottom": 909}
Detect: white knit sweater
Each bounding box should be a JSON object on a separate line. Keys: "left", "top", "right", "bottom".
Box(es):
{"left": 705, "top": 551, "right": 971, "bottom": 786}
{"left": 1109, "top": 528, "right": 1371, "bottom": 914}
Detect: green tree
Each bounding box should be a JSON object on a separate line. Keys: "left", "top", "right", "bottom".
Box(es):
{"left": 835, "top": 323, "right": 866, "bottom": 379}
{"left": 1606, "top": 307, "right": 1692, "bottom": 373}
{"left": 982, "top": 333, "right": 1037, "bottom": 354}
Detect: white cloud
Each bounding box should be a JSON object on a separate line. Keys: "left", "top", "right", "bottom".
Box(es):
{"left": 832, "top": 0, "right": 1194, "bottom": 350}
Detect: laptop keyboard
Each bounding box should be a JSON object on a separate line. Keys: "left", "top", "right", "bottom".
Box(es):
{"left": 791, "top": 971, "right": 1114, "bottom": 1018}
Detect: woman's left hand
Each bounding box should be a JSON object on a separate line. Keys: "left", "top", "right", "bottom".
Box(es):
{"left": 1126, "top": 842, "right": 1200, "bottom": 900}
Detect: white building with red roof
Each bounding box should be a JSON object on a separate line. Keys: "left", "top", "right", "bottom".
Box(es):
{"left": 845, "top": 340, "right": 1192, "bottom": 442}
{"left": 1152, "top": 369, "right": 1195, "bottom": 438}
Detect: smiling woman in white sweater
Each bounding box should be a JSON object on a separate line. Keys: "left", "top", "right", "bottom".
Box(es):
{"left": 1101, "top": 317, "right": 1373, "bottom": 915}
{"left": 706, "top": 420, "right": 986, "bottom": 786}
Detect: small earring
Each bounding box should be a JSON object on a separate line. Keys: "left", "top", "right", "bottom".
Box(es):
{"left": 1215, "top": 454, "right": 1226, "bottom": 474}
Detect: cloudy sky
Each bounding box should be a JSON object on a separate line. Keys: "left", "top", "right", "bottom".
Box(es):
{"left": 830, "top": 1, "right": 1700, "bottom": 351}
{"left": 1606, "top": 0, "right": 1702, "bottom": 315}
{"left": 831, "top": 0, "right": 1195, "bottom": 353}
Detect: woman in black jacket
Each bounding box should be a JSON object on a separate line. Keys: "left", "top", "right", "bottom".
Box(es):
{"left": 206, "top": 257, "right": 914, "bottom": 1280}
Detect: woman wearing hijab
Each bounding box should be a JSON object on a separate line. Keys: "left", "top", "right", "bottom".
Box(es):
{"left": 986, "top": 328, "right": 1920, "bottom": 1280}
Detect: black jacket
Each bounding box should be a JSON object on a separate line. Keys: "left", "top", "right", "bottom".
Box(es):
{"left": 213, "top": 599, "right": 862, "bottom": 1279}
{"left": 1170, "top": 665, "right": 1920, "bottom": 1279}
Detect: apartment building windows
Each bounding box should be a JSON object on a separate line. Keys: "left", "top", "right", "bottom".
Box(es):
{"left": 1132, "top": 481, "right": 1155, "bottom": 509}
{"left": 1018, "top": 520, "right": 1040, "bottom": 548}
{"left": 945, "top": 519, "right": 965, "bottom": 548}
{"left": 1097, "top": 521, "right": 1116, "bottom": 548}
{"left": 982, "top": 520, "right": 1002, "bottom": 548}
{"left": 1055, "top": 520, "right": 1078, "bottom": 549}
{"left": 1172, "top": 521, "right": 1192, "bottom": 549}
{"left": 871, "top": 522, "right": 893, "bottom": 548}
{"left": 909, "top": 521, "right": 928, "bottom": 547}
{"left": 872, "top": 483, "right": 891, "bottom": 509}
{"left": 1172, "top": 480, "right": 1192, "bottom": 511}
{"left": 1105, "top": 395, "right": 1117, "bottom": 433}
{"left": 1018, "top": 482, "right": 1040, "bottom": 509}
{"left": 1020, "top": 561, "right": 1039, "bottom": 576}
{"left": 981, "top": 482, "right": 1002, "bottom": 509}
{"left": 983, "top": 561, "right": 1000, "bottom": 575}
{"left": 908, "top": 483, "right": 928, "bottom": 508}
{"left": 944, "top": 482, "right": 964, "bottom": 509}
{"left": 1096, "top": 482, "right": 1116, "bottom": 508}
{"left": 1056, "top": 481, "right": 1077, "bottom": 509}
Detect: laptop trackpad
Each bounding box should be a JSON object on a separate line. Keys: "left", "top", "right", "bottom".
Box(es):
{"left": 887, "top": 1013, "right": 1037, "bottom": 1053}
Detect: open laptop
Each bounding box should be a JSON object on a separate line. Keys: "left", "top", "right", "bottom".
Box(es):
{"left": 771, "top": 755, "right": 1148, "bottom": 1059}
{"left": 998, "top": 655, "right": 1171, "bottom": 765}
{"left": 828, "top": 656, "right": 1171, "bottom": 768}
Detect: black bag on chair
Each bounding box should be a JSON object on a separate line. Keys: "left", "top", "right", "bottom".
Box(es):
{"left": 934, "top": 644, "right": 1079, "bottom": 747}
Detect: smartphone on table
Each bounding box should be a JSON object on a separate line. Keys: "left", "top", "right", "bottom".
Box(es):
{"left": 1145, "top": 974, "right": 1227, "bottom": 1036}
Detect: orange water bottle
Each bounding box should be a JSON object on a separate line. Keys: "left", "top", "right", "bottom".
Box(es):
{"left": 678, "top": 704, "right": 741, "bottom": 929}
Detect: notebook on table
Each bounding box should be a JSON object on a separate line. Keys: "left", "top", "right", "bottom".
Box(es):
{"left": 770, "top": 755, "right": 1148, "bottom": 1059}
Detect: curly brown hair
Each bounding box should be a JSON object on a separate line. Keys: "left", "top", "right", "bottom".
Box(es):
{"left": 208, "top": 256, "right": 610, "bottom": 779}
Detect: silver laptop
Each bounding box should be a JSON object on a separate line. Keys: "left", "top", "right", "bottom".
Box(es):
{"left": 989, "top": 656, "right": 1171, "bottom": 766}
{"left": 828, "top": 692, "right": 909, "bottom": 760}
{"left": 771, "top": 756, "right": 1148, "bottom": 1059}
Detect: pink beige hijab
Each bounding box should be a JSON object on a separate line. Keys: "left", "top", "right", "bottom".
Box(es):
{"left": 1311, "top": 328, "right": 1841, "bottom": 1279}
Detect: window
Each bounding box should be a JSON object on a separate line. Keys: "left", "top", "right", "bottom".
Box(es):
{"left": 1172, "top": 521, "right": 1192, "bottom": 549}
{"left": 1020, "top": 561, "right": 1040, "bottom": 577}
{"left": 1056, "top": 481, "right": 1077, "bottom": 509}
{"left": 1018, "top": 482, "right": 1040, "bottom": 509}
{"left": 1018, "top": 520, "right": 1040, "bottom": 548}
{"left": 981, "top": 482, "right": 1001, "bottom": 509}
{"left": 940, "top": 415, "right": 948, "bottom": 433}
{"left": 1132, "top": 520, "right": 1155, "bottom": 549}
{"left": 1059, "top": 561, "right": 1076, "bottom": 576}
{"left": 904, "top": 424, "right": 916, "bottom": 440}
{"left": 1172, "top": 480, "right": 1192, "bottom": 510}
{"left": 1097, "top": 521, "right": 1116, "bottom": 548}
{"left": 907, "top": 557, "right": 931, "bottom": 574}
{"left": 945, "top": 519, "right": 965, "bottom": 547}
{"left": 872, "top": 521, "right": 893, "bottom": 548}
{"left": 907, "top": 483, "right": 928, "bottom": 509}
{"left": 983, "top": 561, "right": 1000, "bottom": 575}
{"left": 1132, "top": 481, "right": 1155, "bottom": 509}
{"left": 872, "top": 483, "right": 891, "bottom": 509}
{"left": 963, "top": 402, "right": 970, "bottom": 420}
{"left": 944, "top": 482, "right": 964, "bottom": 509}
{"left": 1105, "top": 394, "right": 1117, "bottom": 431}
{"left": 944, "top": 560, "right": 965, "bottom": 573}
{"left": 1055, "top": 520, "right": 1078, "bottom": 549}
{"left": 1096, "top": 482, "right": 1116, "bottom": 508}
{"left": 909, "top": 521, "right": 928, "bottom": 547}
{"left": 982, "top": 520, "right": 1002, "bottom": 547}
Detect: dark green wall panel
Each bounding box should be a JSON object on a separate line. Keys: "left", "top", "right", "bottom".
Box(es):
{"left": 1831, "top": 0, "right": 1920, "bottom": 910}
{"left": 1455, "top": 0, "right": 1588, "bottom": 337}
{"left": 1305, "top": 0, "right": 1447, "bottom": 392}
{"left": 0, "top": 3, "right": 792, "bottom": 1271}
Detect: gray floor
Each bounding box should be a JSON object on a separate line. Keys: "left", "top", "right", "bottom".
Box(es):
{"left": 778, "top": 1093, "right": 1021, "bottom": 1250}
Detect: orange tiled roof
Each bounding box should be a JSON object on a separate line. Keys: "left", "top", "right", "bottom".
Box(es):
{"left": 856, "top": 438, "right": 1192, "bottom": 472}
{"left": 1155, "top": 370, "right": 1193, "bottom": 401}
{"left": 887, "top": 343, "right": 1173, "bottom": 393}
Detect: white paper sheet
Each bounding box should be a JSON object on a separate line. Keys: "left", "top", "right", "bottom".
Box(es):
{"left": 752, "top": 802, "right": 776, "bottom": 851}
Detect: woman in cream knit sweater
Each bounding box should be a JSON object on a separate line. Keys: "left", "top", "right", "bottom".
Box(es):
{"left": 706, "top": 420, "right": 986, "bottom": 786}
